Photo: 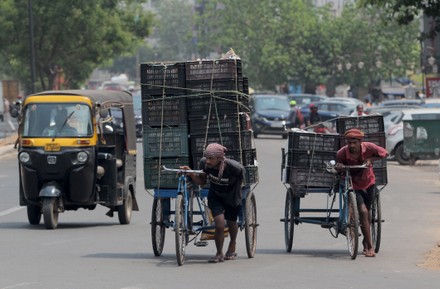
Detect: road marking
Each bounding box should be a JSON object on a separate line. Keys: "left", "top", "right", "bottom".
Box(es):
{"left": 1, "top": 282, "right": 35, "bottom": 289}
{"left": 0, "top": 206, "right": 24, "bottom": 217}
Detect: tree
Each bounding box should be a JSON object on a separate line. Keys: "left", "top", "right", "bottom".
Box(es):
{"left": 0, "top": 0, "right": 153, "bottom": 94}
{"left": 358, "top": 0, "right": 440, "bottom": 38}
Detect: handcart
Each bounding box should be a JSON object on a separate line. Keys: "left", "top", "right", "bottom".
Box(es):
{"left": 280, "top": 130, "right": 386, "bottom": 259}
{"left": 151, "top": 166, "right": 258, "bottom": 266}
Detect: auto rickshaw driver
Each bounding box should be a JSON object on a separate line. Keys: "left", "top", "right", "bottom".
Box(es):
{"left": 42, "top": 107, "right": 78, "bottom": 137}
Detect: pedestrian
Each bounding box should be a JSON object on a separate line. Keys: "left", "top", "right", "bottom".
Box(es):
{"left": 180, "top": 143, "right": 245, "bottom": 263}
{"left": 306, "top": 103, "right": 328, "bottom": 133}
{"left": 350, "top": 104, "right": 367, "bottom": 116}
{"left": 287, "top": 100, "right": 304, "bottom": 129}
{"left": 335, "top": 128, "right": 388, "bottom": 257}
{"left": 4, "top": 99, "right": 16, "bottom": 132}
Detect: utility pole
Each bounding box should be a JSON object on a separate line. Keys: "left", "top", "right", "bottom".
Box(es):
{"left": 29, "top": 0, "right": 36, "bottom": 94}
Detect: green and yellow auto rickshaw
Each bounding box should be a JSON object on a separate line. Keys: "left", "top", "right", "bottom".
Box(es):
{"left": 16, "top": 90, "right": 138, "bottom": 229}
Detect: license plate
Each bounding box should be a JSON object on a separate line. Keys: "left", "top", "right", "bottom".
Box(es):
{"left": 271, "top": 122, "right": 285, "bottom": 128}
{"left": 45, "top": 143, "right": 61, "bottom": 152}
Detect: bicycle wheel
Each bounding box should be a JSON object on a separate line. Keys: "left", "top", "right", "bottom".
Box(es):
{"left": 346, "top": 191, "right": 359, "bottom": 260}
{"left": 245, "top": 192, "right": 257, "bottom": 258}
{"left": 151, "top": 197, "right": 165, "bottom": 257}
{"left": 284, "top": 189, "right": 295, "bottom": 252}
{"left": 175, "top": 194, "right": 186, "bottom": 266}
{"left": 371, "top": 191, "right": 382, "bottom": 253}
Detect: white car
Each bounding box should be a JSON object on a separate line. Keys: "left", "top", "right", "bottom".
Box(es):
{"left": 386, "top": 108, "right": 440, "bottom": 165}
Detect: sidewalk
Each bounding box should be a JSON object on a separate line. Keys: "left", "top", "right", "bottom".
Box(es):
{"left": 0, "top": 134, "right": 17, "bottom": 157}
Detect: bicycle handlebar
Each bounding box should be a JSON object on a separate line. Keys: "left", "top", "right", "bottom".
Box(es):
{"left": 162, "top": 165, "right": 204, "bottom": 174}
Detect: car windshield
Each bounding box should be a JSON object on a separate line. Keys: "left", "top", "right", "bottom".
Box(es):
{"left": 22, "top": 103, "right": 93, "bottom": 138}
{"left": 254, "top": 96, "right": 289, "bottom": 111}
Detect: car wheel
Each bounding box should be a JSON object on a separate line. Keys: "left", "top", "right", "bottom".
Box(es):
{"left": 395, "top": 143, "right": 414, "bottom": 165}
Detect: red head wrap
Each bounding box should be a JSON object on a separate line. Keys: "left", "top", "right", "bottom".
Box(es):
{"left": 344, "top": 128, "right": 364, "bottom": 140}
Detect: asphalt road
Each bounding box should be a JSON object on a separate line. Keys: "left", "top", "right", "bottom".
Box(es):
{"left": 0, "top": 137, "right": 440, "bottom": 289}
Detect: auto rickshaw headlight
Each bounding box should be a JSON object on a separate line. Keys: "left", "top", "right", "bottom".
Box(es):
{"left": 77, "top": 151, "right": 88, "bottom": 163}
{"left": 19, "top": 152, "right": 31, "bottom": 164}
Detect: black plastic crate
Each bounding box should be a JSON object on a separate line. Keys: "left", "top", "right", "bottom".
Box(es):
{"left": 140, "top": 62, "right": 186, "bottom": 96}
{"left": 192, "top": 149, "right": 257, "bottom": 168}
{"left": 244, "top": 165, "right": 259, "bottom": 185}
{"left": 287, "top": 149, "right": 336, "bottom": 169}
{"left": 336, "top": 115, "right": 385, "bottom": 134}
{"left": 374, "top": 167, "right": 388, "bottom": 186}
{"left": 187, "top": 95, "right": 249, "bottom": 117}
{"left": 144, "top": 157, "right": 190, "bottom": 189}
{"left": 142, "top": 97, "right": 187, "bottom": 126}
{"left": 243, "top": 77, "right": 249, "bottom": 95}
{"left": 188, "top": 113, "right": 249, "bottom": 135}
{"left": 185, "top": 59, "right": 242, "bottom": 81}
{"left": 339, "top": 132, "right": 386, "bottom": 149}
{"left": 142, "top": 125, "right": 189, "bottom": 158}
{"left": 190, "top": 131, "right": 253, "bottom": 154}
{"left": 287, "top": 167, "right": 336, "bottom": 188}
{"left": 186, "top": 78, "right": 244, "bottom": 94}
{"left": 288, "top": 131, "right": 340, "bottom": 152}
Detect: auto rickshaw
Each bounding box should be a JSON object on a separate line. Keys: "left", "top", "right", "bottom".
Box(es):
{"left": 15, "top": 90, "right": 138, "bottom": 229}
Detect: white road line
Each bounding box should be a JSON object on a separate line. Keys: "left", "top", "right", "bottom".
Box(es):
{"left": 0, "top": 206, "right": 24, "bottom": 217}
{"left": 1, "top": 282, "right": 35, "bottom": 289}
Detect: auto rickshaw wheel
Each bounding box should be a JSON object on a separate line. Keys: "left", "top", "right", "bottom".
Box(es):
{"left": 27, "top": 204, "right": 41, "bottom": 225}
{"left": 43, "top": 197, "right": 59, "bottom": 229}
{"left": 118, "top": 190, "right": 133, "bottom": 225}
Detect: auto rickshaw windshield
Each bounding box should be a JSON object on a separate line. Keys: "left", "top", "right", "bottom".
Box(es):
{"left": 22, "top": 103, "right": 93, "bottom": 138}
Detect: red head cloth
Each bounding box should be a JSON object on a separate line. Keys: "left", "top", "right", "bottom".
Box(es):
{"left": 204, "top": 143, "right": 227, "bottom": 178}
{"left": 344, "top": 128, "right": 365, "bottom": 140}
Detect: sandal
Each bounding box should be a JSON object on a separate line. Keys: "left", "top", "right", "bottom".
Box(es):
{"left": 364, "top": 251, "right": 376, "bottom": 257}
{"left": 208, "top": 255, "right": 224, "bottom": 263}
{"left": 224, "top": 252, "right": 237, "bottom": 260}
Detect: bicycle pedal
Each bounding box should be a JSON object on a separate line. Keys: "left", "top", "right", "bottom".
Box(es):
{"left": 195, "top": 241, "right": 208, "bottom": 247}
{"left": 320, "top": 223, "right": 334, "bottom": 229}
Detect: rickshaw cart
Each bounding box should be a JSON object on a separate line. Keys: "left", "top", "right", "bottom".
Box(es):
{"left": 17, "top": 90, "right": 138, "bottom": 229}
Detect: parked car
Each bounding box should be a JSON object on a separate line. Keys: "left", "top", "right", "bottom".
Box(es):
{"left": 366, "top": 105, "right": 421, "bottom": 132}
{"left": 386, "top": 108, "right": 440, "bottom": 165}
{"left": 379, "top": 99, "right": 424, "bottom": 107}
{"left": 328, "top": 97, "right": 365, "bottom": 108}
{"left": 421, "top": 98, "right": 440, "bottom": 108}
{"left": 288, "top": 94, "right": 328, "bottom": 106}
{"left": 250, "top": 94, "right": 291, "bottom": 138}
{"left": 300, "top": 100, "right": 355, "bottom": 119}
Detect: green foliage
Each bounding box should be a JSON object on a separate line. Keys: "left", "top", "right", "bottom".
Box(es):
{"left": 192, "top": 0, "right": 420, "bottom": 94}
{"left": 358, "top": 0, "right": 440, "bottom": 38}
{"left": 0, "top": 0, "right": 153, "bottom": 94}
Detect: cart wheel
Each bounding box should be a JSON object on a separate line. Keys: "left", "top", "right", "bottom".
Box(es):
{"left": 27, "top": 204, "right": 41, "bottom": 225}
{"left": 245, "top": 192, "right": 257, "bottom": 258}
{"left": 43, "top": 197, "right": 59, "bottom": 230}
{"left": 118, "top": 190, "right": 133, "bottom": 225}
{"left": 346, "top": 191, "right": 359, "bottom": 259}
{"left": 151, "top": 198, "right": 166, "bottom": 257}
{"left": 284, "top": 189, "right": 295, "bottom": 252}
{"left": 371, "top": 191, "right": 382, "bottom": 253}
{"left": 175, "top": 194, "right": 186, "bottom": 266}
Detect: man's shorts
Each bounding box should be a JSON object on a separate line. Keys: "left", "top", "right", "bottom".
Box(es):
{"left": 208, "top": 192, "right": 241, "bottom": 222}
{"left": 355, "top": 184, "right": 377, "bottom": 210}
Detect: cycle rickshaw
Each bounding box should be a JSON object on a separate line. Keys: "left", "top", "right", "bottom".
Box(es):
{"left": 150, "top": 166, "right": 258, "bottom": 266}
{"left": 280, "top": 129, "right": 386, "bottom": 259}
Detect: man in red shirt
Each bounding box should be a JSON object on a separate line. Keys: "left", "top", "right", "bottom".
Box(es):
{"left": 336, "top": 128, "right": 388, "bottom": 257}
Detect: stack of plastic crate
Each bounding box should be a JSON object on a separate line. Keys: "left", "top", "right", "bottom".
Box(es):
{"left": 140, "top": 62, "right": 190, "bottom": 189}
{"left": 185, "top": 59, "right": 258, "bottom": 185}
{"left": 283, "top": 131, "right": 339, "bottom": 187}
{"left": 336, "top": 115, "right": 387, "bottom": 185}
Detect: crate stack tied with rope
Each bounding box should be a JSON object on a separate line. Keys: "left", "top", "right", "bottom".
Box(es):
{"left": 185, "top": 58, "right": 258, "bottom": 185}
{"left": 140, "top": 62, "right": 190, "bottom": 189}
{"left": 283, "top": 131, "right": 340, "bottom": 188}
{"left": 336, "top": 115, "right": 387, "bottom": 185}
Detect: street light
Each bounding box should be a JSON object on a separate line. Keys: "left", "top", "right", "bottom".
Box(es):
{"left": 428, "top": 55, "right": 436, "bottom": 66}
{"left": 345, "top": 62, "right": 352, "bottom": 70}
